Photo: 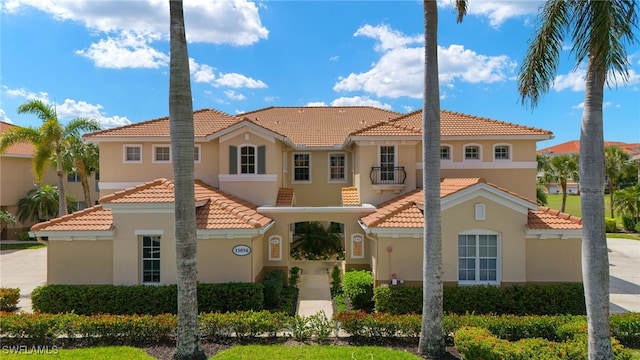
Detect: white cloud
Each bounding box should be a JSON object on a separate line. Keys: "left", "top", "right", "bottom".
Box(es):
{"left": 2, "top": 86, "right": 130, "bottom": 129}
{"left": 264, "top": 96, "right": 277, "bottom": 103}
{"left": 3, "top": 0, "right": 268, "bottom": 45}
{"left": 553, "top": 68, "right": 640, "bottom": 92}
{"left": 189, "top": 58, "right": 216, "bottom": 83}
{"left": 439, "top": 0, "right": 543, "bottom": 27}
{"left": 334, "top": 24, "right": 515, "bottom": 99}
{"left": 0, "top": 109, "right": 12, "bottom": 123}
{"left": 329, "top": 96, "right": 393, "bottom": 110}
{"left": 571, "top": 101, "right": 613, "bottom": 110}
{"left": 224, "top": 90, "right": 246, "bottom": 101}
{"left": 305, "top": 102, "right": 328, "bottom": 107}
{"left": 75, "top": 31, "right": 168, "bottom": 69}
{"left": 329, "top": 56, "right": 339, "bottom": 62}
{"left": 214, "top": 73, "right": 267, "bottom": 89}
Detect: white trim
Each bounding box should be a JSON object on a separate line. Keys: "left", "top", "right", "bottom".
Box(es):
{"left": 99, "top": 181, "right": 147, "bottom": 190}
{"left": 32, "top": 231, "right": 115, "bottom": 240}
{"left": 197, "top": 229, "right": 263, "bottom": 239}
{"left": 1, "top": 153, "right": 33, "bottom": 159}
{"left": 152, "top": 144, "right": 171, "bottom": 163}
{"left": 194, "top": 144, "right": 201, "bottom": 164}
{"left": 140, "top": 234, "right": 161, "bottom": 284}
{"left": 258, "top": 204, "right": 377, "bottom": 214}
{"left": 135, "top": 229, "right": 164, "bottom": 236}
{"left": 441, "top": 135, "right": 552, "bottom": 141}
{"left": 441, "top": 183, "right": 537, "bottom": 213}
{"left": 525, "top": 229, "right": 582, "bottom": 239}
{"left": 493, "top": 143, "right": 511, "bottom": 161}
{"left": 123, "top": 144, "right": 142, "bottom": 163}
{"left": 457, "top": 231, "right": 501, "bottom": 285}
{"left": 268, "top": 235, "right": 283, "bottom": 261}
{"left": 328, "top": 152, "right": 347, "bottom": 183}
{"left": 219, "top": 174, "right": 277, "bottom": 182}
{"left": 463, "top": 143, "right": 482, "bottom": 161}
{"left": 102, "top": 203, "right": 174, "bottom": 213}
{"left": 215, "top": 123, "right": 278, "bottom": 144}
{"left": 292, "top": 152, "right": 312, "bottom": 183}
{"left": 350, "top": 233, "right": 365, "bottom": 259}
{"left": 475, "top": 203, "right": 486, "bottom": 221}
{"left": 439, "top": 161, "right": 537, "bottom": 169}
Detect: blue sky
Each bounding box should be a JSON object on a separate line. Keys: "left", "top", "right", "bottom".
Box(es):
{"left": 1, "top": 0, "right": 638, "bottom": 149}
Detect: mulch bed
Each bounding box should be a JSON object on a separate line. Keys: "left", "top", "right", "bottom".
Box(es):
{"left": 144, "top": 338, "right": 462, "bottom": 359}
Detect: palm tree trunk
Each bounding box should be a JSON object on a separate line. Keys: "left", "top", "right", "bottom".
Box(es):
{"left": 419, "top": 1, "right": 444, "bottom": 357}
{"left": 169, "top": 1, "right": 205, "bottom": 359}
{"left": 56, "top": 151, "right": 67, "bottom": 216}
{"left": 77, "top": 160, "right": 92, "bottom": 208}
{"left": 580, "top": 57, "right": 612, "bottom": 360}
{"left": 561, "top": 179, "right": 567, "bottom": 213}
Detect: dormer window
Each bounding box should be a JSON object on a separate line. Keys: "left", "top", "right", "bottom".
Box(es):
{"left": 240, "top": 145, "right": 256, "bottom": 174}
{"left": 229, "top": 145, "right": 266, "bottom": 175}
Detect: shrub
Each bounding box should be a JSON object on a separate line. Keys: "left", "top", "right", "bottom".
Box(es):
{"left": 635, "top": 221, "right": 640, "bottom": 234}
{"left": 32, "top": 283, "right": 264, "bottom": 315}
{"left": 341, "top": 270, "right": 373, "bottom": 311}
{"left": 262, "top": 270, "right": 285, "bottom": 309}
{"left": 373, "top": 283, "right": 586, "bottom": 315}
{"left": 279, "top": 286, "right": 298, "bottom": 316}
{"left": 605, "top": 217, "right": 618, "bottom": 233}
{"left": 622, "top": 215, "right": 638, "bottom": 232}
{"left": 288, "top": 267, "right": 301, "bottom": 288}
{"left": 610, "top": 312, "right": 640, "bottom": 349}
{"left": 330, "top": 265, "right": 342, "bottom": 296}
{"left": 0, "top": 288, "right": 20, "bottom": 312}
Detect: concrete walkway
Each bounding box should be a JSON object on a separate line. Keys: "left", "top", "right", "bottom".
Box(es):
{"left": 295, "top": 262, "right": 334, "bottom": 318}
{"left": 608, "top": 238, "right": 640, "bottom": 313}
{"left": 0, "top": 243, "right": 46, "bottom": 313}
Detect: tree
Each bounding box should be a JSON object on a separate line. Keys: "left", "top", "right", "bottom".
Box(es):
{"left": 16, "top": 184, "right": 76, "bottom": 223}
{"left": 419, "top": 1, "right": 466, "bottom": 357}
{"left": 169, "top": 1, "right": 205, "bottom": 359}
{"left": 613, "top": 184, "right": 640, "bottom": 229}
{"left": 518, "top": 2, "right": 638, "bottom": 358}
{"left": 58, "top": 136, "right": 100, "bottom": 208}
{"left": 0, "top": 100, "right": 100, "bottom": 217}
{"left": 538, "top": 153, "right": 580, "bottom": 212}
{"left": 291, "top": 221, "right": 343, "bottom": 259}
{"left": 605, "top": 145, "right": 635, "bottom": 217}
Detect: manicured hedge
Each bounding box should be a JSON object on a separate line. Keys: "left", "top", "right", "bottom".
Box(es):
{"left": 374, "top": 283, "right": 586, "bottom": 315}
{"left": 0, "top": 288, "right": 20, "bottom": 312}
{"left": 31, "top": 283, "right": 264, "bottom": 315}
{"left": 342, "top": 270, "right": 373, "bottom": 311}
{"left": 262, "top": 270, "right": 285, "bottom": 309}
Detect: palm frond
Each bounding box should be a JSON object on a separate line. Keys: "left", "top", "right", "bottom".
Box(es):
{"left": 16, "top": 99, "right": 57, "bottom": 122}
{"left": 0, "top": 126, "right": 41, "bottom": 153}
{"left": 456, "top": 0, "right": 467, "bottom": 23}
{"left": 518, "top": 0, "right": 570, "bottom": 109}
{"left": 64, "top": 118, "right": 102, "bottom": 137}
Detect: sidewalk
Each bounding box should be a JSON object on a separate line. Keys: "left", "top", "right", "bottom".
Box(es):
{"left": 608, "top": 238, "right": 640, "bottom": 313}
{"left": 0, "top": 246, "right": 47, "bottom": 312}
{"left": 296, "top": 262, "right": 334, "bottom": 318}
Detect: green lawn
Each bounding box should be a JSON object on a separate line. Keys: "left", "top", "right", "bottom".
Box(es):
{"left": 211, "top": 345, "right": 420, "bottom": 359}
{"left": 0, "top": 243, "right": 45, "bottom": 251}
{"left": 0, "top": 346, "right": 153, "bottom": 359}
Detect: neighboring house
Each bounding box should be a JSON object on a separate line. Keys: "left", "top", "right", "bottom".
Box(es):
{"left": 0, "top": 121, "right": 99, "bottom": 240}
{"left": 31, "top": 107, "right": 583, "bottom": 286}
{"left": 537, "top": 140, "right": 640, "bottom": 194}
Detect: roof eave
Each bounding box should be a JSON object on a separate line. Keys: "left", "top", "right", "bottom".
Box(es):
{"left": 31, "top": 230, "right": 115, "bottom": 241}
{"left": 525, "top": 229, "right": 582, "bottom": 239}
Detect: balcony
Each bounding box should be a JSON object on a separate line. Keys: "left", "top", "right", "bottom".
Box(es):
{"left": 369, "top": 166, "right": 406, "bottom": 193}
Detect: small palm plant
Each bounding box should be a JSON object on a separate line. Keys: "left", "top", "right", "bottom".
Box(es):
{"left": 291, "top": 221, "right": 343, "bottom": 260}
{"left": 16, "top": 184, "right": 76, "bottom": 223}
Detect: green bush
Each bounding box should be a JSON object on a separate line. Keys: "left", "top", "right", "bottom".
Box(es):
{"left": 342, "top": 270, "right": 373, "bottom": 311}
{"left": 635, "top": 221, "right": 640, "bottom": 233}
{"left": 373, "top": 283, "right": 586, "bottom": 315}
{"left": 605, "top": 217, "right": 618, "bottom": 233}
{"left": 262, "top": 270, "right": 285, "bottom": 309}
{"left": 330, "top": 265, "right": 342, "bottom": 295}
{"left": 622, "top": 215, "right": 638, "bottom": 232}
{"left": 0, "top": 288, "right": 20, "bottom": 312}
{"left": 32, "top": 283, "right": 264, "bottom": 315}
{"left": 610, "top": 312, "right": 640, "bottom": 349}
{"left": 288, "top": 267, "right": 301, "bottom": 288}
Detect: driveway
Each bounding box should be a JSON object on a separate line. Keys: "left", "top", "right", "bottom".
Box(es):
{"left": 0, "top": 239, "right": 638, "bottom": 313}
{"left": 0, "top": 244, "right": 46, "bottom": 312}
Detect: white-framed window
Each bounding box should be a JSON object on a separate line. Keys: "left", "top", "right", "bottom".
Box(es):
{"left": 141, "top": 235, "right": 161, "bottom": 283}
{"left": 329, "top": 153, "right": 346, "bottom": 182}
{"left": 268, "top": 235, "right": 282, "bottom": 261}
{"left": 194, "top": 145, "right": 201, "bottom": 163}
{"left": 153, "top": 145, "right": 171, "bottom": 163}
{"left": 379, "top": 145, "right": 396, "bottom": 182}
{"left": 95, "top": 172, "right": 100, "bottom": 192}
{"left": 123, "top": 144, "right": 142, "bottom": 163}
{"left": 67, "top": 172, "right": 81, "bottom": 183}
{"left": 464, "top": 144, "right": 481, "bottom": 160}
{"left": 240, "top": 145, "right": 256, "bottom": 174}
{"left": 351, "top": 233, "right": 365, "bottom": 259}
{"left": 493, "top": 144, "right": 511, "bottom": 160}
{"left": 458, "top": 232, "right": 500, "bottom": 285}
{"left": 440, "top": 145, "right": 452, "bottom": 160}
{"left": 293, "top": 153, "right": 311, "bottom": 182}
{"left": 475, "top": 204, "right": 486, "bottom": 221}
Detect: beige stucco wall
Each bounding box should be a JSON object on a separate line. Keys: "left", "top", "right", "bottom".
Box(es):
{"left": 197, "top": 238, "right": 254, "bottom": 283}
{"left": 526, "top": 238, "right": 582, "bottom": 282}
{"left": 47, "top": 240, "right": 113, "bottom": 284}
{"left": 441, "top": 168, "right": 537, "bottom": 200}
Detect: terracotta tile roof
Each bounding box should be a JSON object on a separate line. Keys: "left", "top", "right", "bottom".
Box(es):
{"left": 527, "top": 207, "right": 583, "bottom": 230}
{"left": 85, "top": 109, "right": 237, "bottom": 139}
{"left": 237, "top": 106, "right": 401, "bottom": 147}
{"left": 30, "top": 205, "right": 113, "bottom": 232}
{"left": 352, "top": 110, "right": 552, "bottom": 138}
{"left": 341, "top": 187, "right": 360, "bottom": 206}
{"left": 276, "top": 188, "right": 295, "bottom": 206}
{"left": 538, "top": 140, "right": 640, "bottom": 155}
{"left": 0, "top": 121, "right": 35, "bottom": 156}
{"left": 33, "top": 178, "right": 272, "bottom": 232}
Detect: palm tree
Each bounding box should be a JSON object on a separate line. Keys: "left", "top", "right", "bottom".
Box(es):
{"left": 16, "top": 184, "right": 77, "bottom": 223}
{"left": 169, "top": 1, "right": 205, "bottom": 359}
{"left": 613, "top": 184, "right": 640, "bottom": 229}
{"left": 0, "top": 100, "right": 100, "bottom": 217}
{"left": 291, "top": 222, "right": 343, "bottom": 259}
{"left": 518, "top": 2, "right": 638, "bottom": 358}
{"left": 605, "top": 145, "right": 635, "bottom": 217}
{"left": 58, "top": 136, "right": 100, "bottom": 208}
{"left": 419, "top": 1, "right": 466, "bottom": 357}
{"left": 0, "top": 210, "right": 16, "bottom": 238}
{"left": 538, "top": 154, "right": 580, "bottom": 212}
